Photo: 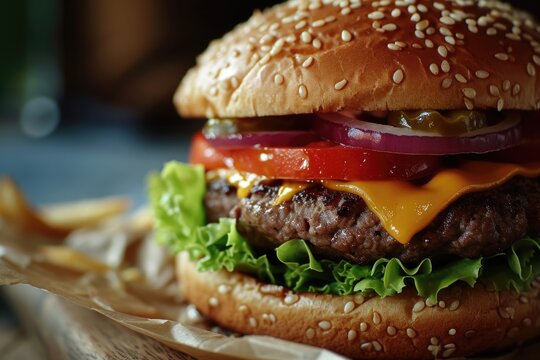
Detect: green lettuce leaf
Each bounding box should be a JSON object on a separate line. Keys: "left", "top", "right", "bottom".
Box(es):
{"left": 149, "top": 162, "right": 540, "bottom": 301}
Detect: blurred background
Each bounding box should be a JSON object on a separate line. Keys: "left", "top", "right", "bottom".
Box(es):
{"left": 0, "top": 0, "right": 278, "bottom": 206}
{"left": 0, "top": 0, "right": 539, "bottom": 205}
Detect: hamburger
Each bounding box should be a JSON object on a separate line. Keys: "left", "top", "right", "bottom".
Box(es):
{"left": 149, "top": 0, "right": 540, "bottom": 358}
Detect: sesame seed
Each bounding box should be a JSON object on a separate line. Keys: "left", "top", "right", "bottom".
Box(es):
{"left": 495, "top": 53, "right": 509, "bottom": 61}
{"left": 270, "top": 39, "right": 285, "bottom": 56}
{"left": 434, "top": 2, "right": 445, "bottom": 11}
{"left": 392, "top": 69, "right": 404, "bottom": 84}
{"left": 302, "top": 56, "right": 314, "bottom": 68}
{"left": 347, "top": 330, "right": 358, "bottom": 341}
{"left": 413, "top": 301, "right": 426, "bottom": 313}
{"left": 407, "top": 5, "right": 416, "bottom": 14}
{"left": 360, "top": 322, "right": 368, "bottom": 332}
{"left": 442, "top": 348, "right": 456, "bottom": 358}
{"left": 439, "top": 27, "right": 452, "bottom": 37}
{"left": 373, "top": 311, "right": 382, "bottom": 325}
{"left": 312, "top": 39, "right": 322, "bottom": 49}
{"left": 438, "top": 301, "right": 446, "bottom": 308}
{"left": 440, "top": 16, "right": 455, "bottom": 25}
{"left": 520, "top": 296, "right": 529, "bottom": 304}
{"left": 248, "top": 317, "right": 257, "bottom": 327}
{"left": 268, "top": 313, "right": 277, "bottom": 323}
{"left": 418, "top": 4, "right": 428, "bottom": 13}
{"left": 341, "top": 7, "right": 352, "bottom": 15}
{"left": 406, "top": 328, "right": 417, "bottom": 338}
{"left": 462, "top": 88, "right": 477, "bottom": 99}
{"left": 487, "top": 27, "right": 497, "bottom": 36}
{"left": 395, "top": 41, "right": 407, "bottom": 48}
{"left": 382, "top": 23, "right": 397, "bottom": 31}
{"left": 300, "top": 31, "right": 312, "bottom": 44}
{"left": 305, "top": 328, "right": 315, "bottom": 339}
{"left": 387, "top": 326, "right": 397, "bottom": 336}
{"left": 274, "top": 73, "right": 284, "bottom": 85}
{"left": 412, "top": 43, "right": 422, "bottom": 49}
{"left": 448, "top": 328, "right": 457, "bottom": 336}
{"left": 410, "top": 13, "right": 421, "bottom": 22}
{"left": 534, "top": 55, "right": 540, "bottom": 66}
{"left": 387, "top": 43, "right": 401, "bottom": 51}
{"left": 426, "top": 27, "right": 436, "bottom": 35}
{"left": 449, "top": 300, "right": 460, "bottom": 311}
{"left": 284, "top": 293, "right": 300, "bottom": 304}
{"left": 503, "top": 80, "right": 511, "bottom": 91}
{"left": 209, "top": 297, "right": 219, "bottom": 307}
{"left": 343, "top": 300, "right": 355, "bottom": 313}
{"left": 475, "top": 70, "right": 490, "bottom": 79}
{"left": 239, "top": 304, "right": 249, "bottom": 313}
{"left": 217, "top": 284, "right": 231, "bottom": 294}
{"left": 528, "top": 63, "right": 536, "bottom": 77}
{"left": 325, "top": 16, "right": 336, "bottom": 23}
{"left": 372, "top": 341, "right": 382, "bottom": 352}
{"left": 430, "top": 64, "right": 440, "bottom": 75}
{"left": 455, "top": 74, "right": 468, "bottom": 84}
{"left": 513, "top": 84, "right": 521, "bottom": 96}
{"left": 442, "top": 78, "right": 453, "bottom": 89}
{"left": 295, "top": 20, "right": 307, "bottom": 30}
{"left": 259, "top": 34, "right": 275, "bottom": 45}
{"left": 464, "top": 98, "right": 474, "bottom": 110}
{"left": 506, "top": 33, "right": 521, "bottom": 41}
{"left": 468, "top": 25, "right": 479, "bottom": 33}
{"left": 368, "top": 11, "right": 385, "bottom": 20}
{"left": 342, "top": 30, "right": 353, "bottom": 42}
{"left": 416, "top": 19, "right": 429, "bottom": 31}
{"left": 441, "top": 60, "right": 450, "bottom": 73}
{"left": 360, "top": 342, "right": 373, "bottom": 351}
{"left": 354, "top": 295, "right": 365, "bottom": 305}
{"left": 497, "top": 98, "right": 505, "bottom": 112}
{"left": 425, "top": 39, "right": 434, "bottom": 48}
{"left": 391, "top": 9, "right": 401, "bottom": 18}
{"left": 318, "top": 320, "right": 332, "bottom": 331}
{"left": 445, "top": 36, "right": 456, "bottom": 45}
{"left": 312, "top": 19, "right": 326, "bottom": 28}
{"left": 438, "top": 45, "right": 448, "bottom": 58}
{"left": 426, "top": 298, "right": 437, "bottom": 307}
{"left": 415, "top": 30, "right": 425, "bottom": 39}
{"left": 489, "top": 85, "right": 500, "bottom": 97}
{"left": 431, "top": 337, "right": 439, "bottom": 345}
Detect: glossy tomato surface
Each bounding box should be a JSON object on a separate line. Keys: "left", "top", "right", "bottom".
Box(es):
{"left": 190, "top": 132, "right": 440, "bottom": 181}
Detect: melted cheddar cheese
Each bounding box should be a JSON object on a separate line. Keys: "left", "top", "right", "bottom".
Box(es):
{"left": 209, "top": 162, "right": 540, "bottom": 244}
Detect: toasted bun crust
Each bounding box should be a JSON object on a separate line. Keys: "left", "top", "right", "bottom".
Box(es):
{"left": 176, "top": 0, "right": 540, "bottom": 119}
{"left": 178, "top": 254, "right": 540, "bottom": 360}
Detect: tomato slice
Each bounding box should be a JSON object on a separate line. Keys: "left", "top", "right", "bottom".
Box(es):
{"left": 190, "top": 132, "right": 440, "bottom": 181}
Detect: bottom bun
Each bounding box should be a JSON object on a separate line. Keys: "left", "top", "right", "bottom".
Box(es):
{"left": 177, "top": 254, "right": 540, "bottom": 359}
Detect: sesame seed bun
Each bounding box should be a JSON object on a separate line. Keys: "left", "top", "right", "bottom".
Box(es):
{"left": 175, "top": 0, "right": 540, "bottom": 119}
{"left": 178, "top": 254, "right": 540, "bottom": 359}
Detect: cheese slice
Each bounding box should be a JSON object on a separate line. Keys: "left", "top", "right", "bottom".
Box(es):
{"left": 325, "top": 161, "right": 540, "bottom": 244}
{"left": 210, "top": 162, "right": 540, "bottom": 245}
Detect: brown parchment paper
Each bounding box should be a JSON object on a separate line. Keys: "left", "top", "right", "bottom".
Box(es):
{"left": 0, "top": 182, "right": 537, "bottom": 360}
{"left": 0, "top": 186, "right": 346, "bottom": 360}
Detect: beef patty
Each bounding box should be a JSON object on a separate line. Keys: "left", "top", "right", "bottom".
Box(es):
{"left": 205, "top": 177, "right": 540, "bottom": 264}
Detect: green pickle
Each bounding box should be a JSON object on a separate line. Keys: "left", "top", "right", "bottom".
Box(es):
{"left": 387, "top": 110, "right": 488, "bottom": 136}
{"left": 203, "top": 116, "right": 309, "bottom": 137}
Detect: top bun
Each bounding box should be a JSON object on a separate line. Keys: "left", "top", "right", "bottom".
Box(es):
{"left": 175, "top": 0, "right": 540, "bottom": 119}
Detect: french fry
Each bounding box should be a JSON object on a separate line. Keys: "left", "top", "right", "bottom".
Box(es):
{"left": 40, "top": 197, "right": 131, "bottom": 230}
{"left": 0, "top": 177, "right": 131, "bottom": 238}
{"left": 39, "top": 246, "right": 109, "bottom": 273}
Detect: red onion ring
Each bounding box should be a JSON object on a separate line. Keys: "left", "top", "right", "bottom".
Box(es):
{"left": 315, "top": 112, "right": 523, "bottom": 155}
{"left": 204, "top": 131, "right": 321, "bottom": 149}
